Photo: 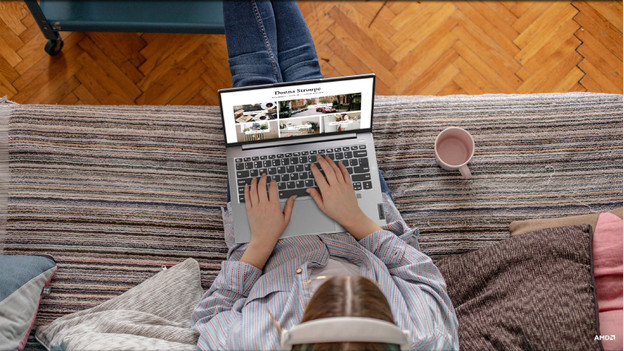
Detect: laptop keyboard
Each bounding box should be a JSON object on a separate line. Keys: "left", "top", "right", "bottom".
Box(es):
{"left": 234, "top": 144, "right": 372, "bottom": 202}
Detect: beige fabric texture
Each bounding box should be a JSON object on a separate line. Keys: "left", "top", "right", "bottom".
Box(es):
{"left": 35, "top": 258, "right": 203, "bottom": 351}
{"left": 510, "top": 208, "right": 623, "bottom": 236}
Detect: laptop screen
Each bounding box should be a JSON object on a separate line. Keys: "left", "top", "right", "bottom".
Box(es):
{"left": 219, "top": 74, "right": 375, "bottom": 145}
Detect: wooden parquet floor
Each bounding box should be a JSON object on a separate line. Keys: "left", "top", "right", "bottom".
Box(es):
{"left": 0, "top": 1, "right": 621, "bottom": 105}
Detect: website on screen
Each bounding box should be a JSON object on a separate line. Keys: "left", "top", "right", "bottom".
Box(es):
{"left": 220, "top": 76, "right": 374, "bottom": 144}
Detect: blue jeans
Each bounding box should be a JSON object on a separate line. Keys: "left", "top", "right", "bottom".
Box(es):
{"left": 223, "top": 0, "right": 324, "bottom": 87}
{"left": 223, "top": 0, "right": 392, "bottom": 201}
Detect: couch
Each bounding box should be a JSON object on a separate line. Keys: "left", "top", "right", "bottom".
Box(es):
{"left": 0, "top": 92, "right": 621, "bottom": 350}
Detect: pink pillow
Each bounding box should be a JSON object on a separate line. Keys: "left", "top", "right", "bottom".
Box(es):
{"left": 593, "top": 212, "right": 623, "bottom": 351}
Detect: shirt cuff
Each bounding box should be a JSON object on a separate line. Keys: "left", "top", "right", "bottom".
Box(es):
{"left": 213, "top": 260, "right": 263, "bottom": 297}
{"left": 358, "top": 230, "right": 406, "bottom": 266}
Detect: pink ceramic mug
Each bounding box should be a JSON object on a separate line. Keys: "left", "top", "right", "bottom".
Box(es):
{"left": 434, "top": 127, "right": 475, "bottom": 179}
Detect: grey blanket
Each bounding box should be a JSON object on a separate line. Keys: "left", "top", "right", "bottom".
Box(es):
{"left": 35, "top": 258, "right": 202, "bottom": 351}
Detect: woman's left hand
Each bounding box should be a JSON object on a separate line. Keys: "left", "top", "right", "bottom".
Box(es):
{"left": 240, "top": 173, "right": 296, "bottom": 269}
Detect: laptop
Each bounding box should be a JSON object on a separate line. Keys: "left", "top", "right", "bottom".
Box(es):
{"left": 219, "top": 74, "right": 386, "bottom": 243}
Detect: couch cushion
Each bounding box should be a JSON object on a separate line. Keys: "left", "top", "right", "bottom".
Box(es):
{"left": 510, "top": 209, "right": 623, "bottom": 350}
{"left": 509, "top": 208, "right": 622, "bottom": 236}
{"left": 437, "top": 225, "right": 601, "bottom": 351}
{"left": 593, "top": 212, "right": 623, "bottom": 351}
{"left": 0, "top": 255, "right": 56, "bottom": 351}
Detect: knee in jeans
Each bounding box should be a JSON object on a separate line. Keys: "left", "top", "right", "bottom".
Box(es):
{"left": 278, "top": 45, "right": 323, "bottom": 82}
{"left": 278, "top": 43, "right": 318, "bottom": 66}
{"left": 228, "top": 52, "right": 282, "bottom": 86}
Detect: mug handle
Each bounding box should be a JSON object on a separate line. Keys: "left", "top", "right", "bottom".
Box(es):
{"left": 459, "top": 165, "right": 472, "bottom": 179}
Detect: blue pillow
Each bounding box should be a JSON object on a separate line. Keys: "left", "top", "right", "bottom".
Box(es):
{"left": 0, "top": 255, "right": 56, "bottom": 351}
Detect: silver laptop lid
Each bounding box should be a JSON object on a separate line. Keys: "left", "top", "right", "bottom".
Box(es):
{"left": 218, "top": 74, "right": 375, "bottom": 146}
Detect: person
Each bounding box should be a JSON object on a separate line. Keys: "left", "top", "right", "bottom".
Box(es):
{"left": 191, "top": 1, "right": 459, "bottom": 350}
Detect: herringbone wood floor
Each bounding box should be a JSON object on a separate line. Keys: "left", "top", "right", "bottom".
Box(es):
{"left": 0, "top": 1, "right": 621, "bottom": 105}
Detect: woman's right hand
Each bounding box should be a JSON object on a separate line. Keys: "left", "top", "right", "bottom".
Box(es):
{"left": 306, "top": 155, "right": 382, "bottom": 240}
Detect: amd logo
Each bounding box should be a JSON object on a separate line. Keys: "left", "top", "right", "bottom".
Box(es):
{"left": 594, "top": 335, "right": 616, "bottom": 341}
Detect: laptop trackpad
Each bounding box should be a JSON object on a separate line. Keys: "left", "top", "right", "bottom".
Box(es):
{"left": 281, "top": 198, "right": 336, "bottom": 238}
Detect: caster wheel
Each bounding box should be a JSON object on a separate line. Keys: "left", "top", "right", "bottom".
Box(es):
{"left": 44, "top": 39, "right": 64, "bottom": 56}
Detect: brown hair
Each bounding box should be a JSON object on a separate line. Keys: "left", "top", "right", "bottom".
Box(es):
{"left": 291, "top": 276, "right": 400, "bottom": 351}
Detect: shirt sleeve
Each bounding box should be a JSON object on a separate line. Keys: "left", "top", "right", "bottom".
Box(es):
{"left": 191, "top": 260, "right": 261, "bottom": 350}
{"left": 359, "top": 230, "right": 460, "bottom": 351}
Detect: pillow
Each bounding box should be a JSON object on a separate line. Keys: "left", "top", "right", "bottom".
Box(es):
{"left": 36, "top": 257, "right": 203, "bottom": 351}
{"left": 593, "top": 212, "right": 623, "bottom": 351}
{"left": 437, "top": 225, "right": 601, "bottom": 351}
{"left": 0, "top": 255, "right": 57, "bottom": 351}
{"left": 510, "top": 209, "right": 623, "bottom": 350}
{"left": 509, "top": 208, "right": 622, "bottom": 236}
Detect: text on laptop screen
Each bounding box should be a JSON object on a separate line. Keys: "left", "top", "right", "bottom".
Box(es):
{"left": 220, "top": 75, "right": 374, "bottom": 145}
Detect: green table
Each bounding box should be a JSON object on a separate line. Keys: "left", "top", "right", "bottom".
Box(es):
{"left": 25, "top": 0, "right": 224, "bottom": 56}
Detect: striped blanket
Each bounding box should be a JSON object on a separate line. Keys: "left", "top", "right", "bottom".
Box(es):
{"left": 0, "top": 93, "right": 621, "bottom": 329}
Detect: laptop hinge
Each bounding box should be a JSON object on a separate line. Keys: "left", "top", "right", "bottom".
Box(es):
{"left": 241, "top": 133, "right": 358, "bottom": 150}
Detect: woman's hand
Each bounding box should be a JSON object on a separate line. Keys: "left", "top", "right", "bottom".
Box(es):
{"left": 240, "top": 174, "right": 296, "bottom": 269}
{"left": 306, "top": 155, "right": 382, "bottom": 240}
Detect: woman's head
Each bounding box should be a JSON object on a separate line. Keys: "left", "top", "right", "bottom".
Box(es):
{"left": 291, "top": 276, "right": 400, "bottom": 351}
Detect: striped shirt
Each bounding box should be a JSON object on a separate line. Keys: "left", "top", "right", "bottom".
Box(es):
{"left": 192, "top": 194, "right": 459, "bottom": 350}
